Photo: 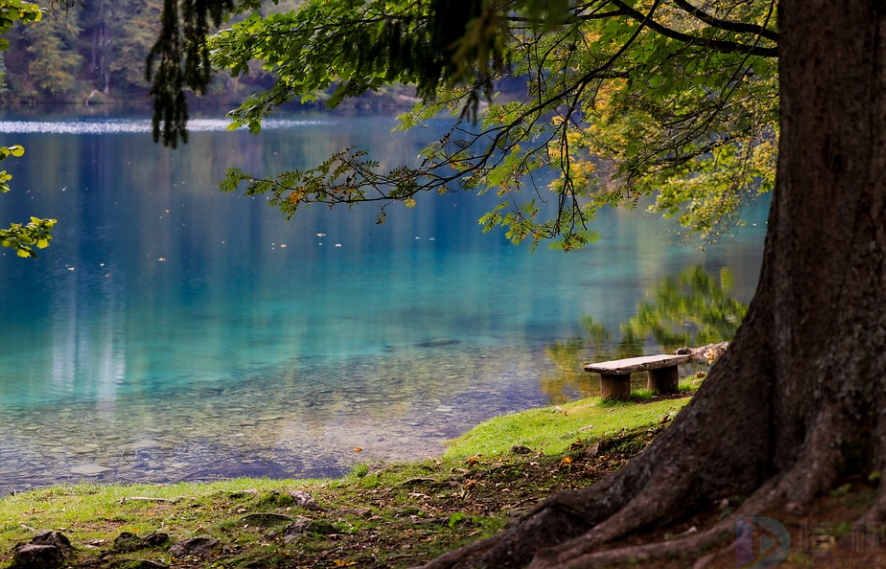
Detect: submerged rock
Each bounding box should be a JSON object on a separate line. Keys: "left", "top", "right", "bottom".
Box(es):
{"left": 70, "top": 464, "right": 111, "bottom": 476}
{"left": 414, "top": 338, "right": 461, "bottom": 348}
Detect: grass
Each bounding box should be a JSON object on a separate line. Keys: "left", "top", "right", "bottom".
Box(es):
{"left": 444, "top": 388, "right": 693, "bottom": 459}
{"left": 0, "top": 386, "right": 699, "bottom": 569}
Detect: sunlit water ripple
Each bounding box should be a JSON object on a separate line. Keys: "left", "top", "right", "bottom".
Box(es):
{"left": 0, "top": 117, "right": 336, "bottom": 135}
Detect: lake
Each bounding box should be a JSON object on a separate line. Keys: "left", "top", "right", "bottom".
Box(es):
{"left": 0, "top": 113, "right": 768, "bottom": 493}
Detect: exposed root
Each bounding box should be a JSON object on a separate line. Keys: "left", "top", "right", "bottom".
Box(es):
{"left": 526, "top": 466, "right": 695, "bottom": 569}
{"left": 413, "top": 532, "right": 503, "bottom": 569}
{"left": 531, "top": 518, "right": 734, "bottom": 569}
{"left": 533, "top": 477, "right": 791, "bottom": 569}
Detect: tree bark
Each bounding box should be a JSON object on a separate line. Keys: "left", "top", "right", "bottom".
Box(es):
{"left": 420, "top": 1, "right": 886, "bottom": 567}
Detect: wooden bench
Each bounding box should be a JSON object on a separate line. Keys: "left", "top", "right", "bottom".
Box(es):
{"left": 584, "top": 354, "right": 692, "bottom": 400}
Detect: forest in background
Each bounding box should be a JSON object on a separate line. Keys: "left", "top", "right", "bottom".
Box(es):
{"left": 0, "top": 0, "right": 419, "bottom": 111}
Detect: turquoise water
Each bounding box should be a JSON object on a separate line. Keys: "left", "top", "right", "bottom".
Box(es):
{"left": 0, "top": 114, "right": 768, "bottom": 492}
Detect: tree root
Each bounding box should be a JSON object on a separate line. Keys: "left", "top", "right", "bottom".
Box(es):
{"left": 527, "top": 477, "right": 782, "bottom": 569}
{"left": 531, "top": 519, "right": 734, "bottom": 569}
{"left": 526, "top": 466, "right": 695, "bottom": 568}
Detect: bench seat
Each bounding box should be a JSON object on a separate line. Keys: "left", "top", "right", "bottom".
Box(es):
{"left": 584, "top": 354, "right": 691, "bottom": 400}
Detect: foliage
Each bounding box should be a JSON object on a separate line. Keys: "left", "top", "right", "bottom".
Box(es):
{"left": 0, "top": 1, "right": 56, "bottom": 258}
{"left": 109, "top": 1, "right": 164, "bottom": 91}
{"left": 23, "top": 2, "right": 82, "bottom": 96}
{"left": 0, "top": 0, "right": 41, "bottom": 46}
{"left": 200, "top": 0, "right": 778, "bottom": 249}
{"left": 146, "top": 0, "right": 233, "bottom": 147}
{"left": 75, "top": 0, "right": 159, "bottom": 94}
{"left": 0, "top": 0, "right": 221, "bottom": 103}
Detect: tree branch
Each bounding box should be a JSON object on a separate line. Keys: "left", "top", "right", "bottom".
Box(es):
{"left": 672, "top": 0, "right": 778, "bottom": 42}
{"left": 609, "top": 0, "right": 777, "bottom": 58}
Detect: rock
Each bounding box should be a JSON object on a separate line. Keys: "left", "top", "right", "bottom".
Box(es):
{"left": 109, "top": 560, "right": 168, "bottom": 569}
{"left": 510, "top": 445, "right": 532, "bottom": 455}
{"left": 288, "top": 490, "right": 323, "bottom": 511}
{"left": 113, "top": 532, "right": 143, "bottom": 553}
{"left": 399, "top": 478, "right": 435, "bottom": 487}
{"left": 281, "top": 518, "right": 313, "bottom": 544}
{"left": 10, "top": 545, "right": 65, "bottom": 569}
{"left": 238, "top": 513, "right": 292, "bottom": 527}
{"left": 113, "top": 531, "right": 168, "bottom": 553}
{"left": 140, "top": 532, "right": 170, "bottom": 548}
{"left": 281, "top": 517, "right": 336, "bottom": 543}
{"left": 11, "top": 531, "right": 73, "bottom": 569}
{"left": 341, "top": 508, "right": 372, "bottom": 518}
{"left": 168, "top": 537, "right": 220, "bottom": 559}
{"left": 31, "top": 531, "right": 72, "bottom": 555}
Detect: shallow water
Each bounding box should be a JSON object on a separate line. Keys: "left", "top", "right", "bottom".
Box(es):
{"left": 0, "top": 114, "right": 768, "bottom": 493}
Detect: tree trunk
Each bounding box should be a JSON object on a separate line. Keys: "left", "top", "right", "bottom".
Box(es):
{"left": 420, "top": 1, "right": 886, "bottom": 567}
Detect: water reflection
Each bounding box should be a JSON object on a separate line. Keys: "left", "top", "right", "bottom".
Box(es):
{"left": 542, "top": 267, "right": 748, "bottom": 402}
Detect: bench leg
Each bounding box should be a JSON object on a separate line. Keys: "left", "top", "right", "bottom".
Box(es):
{"left": 647, "top": 365, "right": 679, "bottom": 394}
{"left": 600, "top": 373, "right": 631, "bottom": 400}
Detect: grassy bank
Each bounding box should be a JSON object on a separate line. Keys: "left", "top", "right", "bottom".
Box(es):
{"left": 0, "top": 386, "right": 697, "bottom": 569}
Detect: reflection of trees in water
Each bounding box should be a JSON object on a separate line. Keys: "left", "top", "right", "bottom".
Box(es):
{"left": 541, "top": 267, "right": 748, "bottom": 403}
{"left": 625, "top": 266, "right": 748, "bottom": 352}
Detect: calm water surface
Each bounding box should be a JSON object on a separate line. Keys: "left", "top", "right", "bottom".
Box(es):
{"left": 0, "top": 114, "right": 768, "bottom": 493}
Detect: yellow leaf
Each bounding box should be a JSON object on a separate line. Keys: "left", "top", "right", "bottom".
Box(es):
{"left": 404, "top": 198, "right": 416, "bottom": 208}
